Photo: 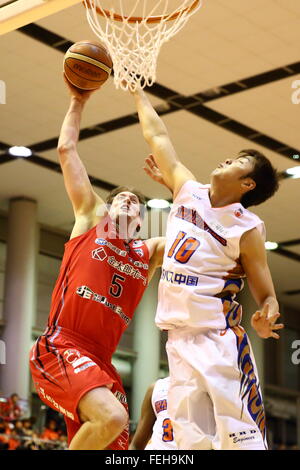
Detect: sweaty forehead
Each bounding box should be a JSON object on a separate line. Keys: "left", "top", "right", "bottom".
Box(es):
{"left": 115, "top": 192, "right": 138, "bottom": 200}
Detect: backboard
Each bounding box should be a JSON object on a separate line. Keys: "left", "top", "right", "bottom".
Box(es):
{"left": 0, "top": 0, "right": 82, "bottom": 35}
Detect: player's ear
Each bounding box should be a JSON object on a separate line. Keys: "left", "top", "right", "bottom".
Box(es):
{"left": 241, "top": 177, "right": 256, "bottom": 194}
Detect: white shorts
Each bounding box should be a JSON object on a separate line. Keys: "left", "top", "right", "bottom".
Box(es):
{"left": 166, "top": 325, "right": 267, "bottom": 450}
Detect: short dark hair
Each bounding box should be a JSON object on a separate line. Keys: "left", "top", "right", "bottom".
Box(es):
{"left": 239, "top": 149, "right": 280, "bottom": 208}
{"left": 106, "top": 186, "right": 147, "bottom": 218}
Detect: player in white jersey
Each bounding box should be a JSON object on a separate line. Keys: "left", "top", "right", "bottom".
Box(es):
{"left": 130, "top": 377, "right": 177, "bottom": 450}
{"left": 132, "top": 89, "right": 284, "bottom": 450}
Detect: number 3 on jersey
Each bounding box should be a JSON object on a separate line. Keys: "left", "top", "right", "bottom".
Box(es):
{"left": 162, "top": 418, "right": 174, "bottom": 442}
{"left": 167, "top": 231, "right": 200, "bottom": 264}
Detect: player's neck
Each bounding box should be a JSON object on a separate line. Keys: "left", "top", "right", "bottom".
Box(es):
{"left": 114, "top": 215, "right": 139, "bottom": 242}
{"left": 209, "top": 182, "right": 241, "bottom": 208}
{"left": 114, "top": 222, "right": 134, "bottom": 244}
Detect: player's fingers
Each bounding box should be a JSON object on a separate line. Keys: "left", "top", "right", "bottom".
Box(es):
{"left": 146, "top": 154, "right": 153, "bottom": 162}
{"left": 270, "top": 332, "right": 280, "bottom": 340}
{"left": 63, "top": 73, "right": 75, "bottom": 90}
{"left": 144, "top": 157, "right": 155, "bottom": 168}
{"left": 143, "top": 160, "right": 151, "bottom": 170}
{"left": 143, "top": 166, "right": 151, "bottom": 175}
{"left": 150, "top": 154, "right": 158, "bottom": 166}
{"left": 253, "top": 310, "right": 261, "bottom": 321}
{"left": 269, "top": 312, "right": 280, "bottom": 320}
{"left": 143, "top": 167, "right": 159, "bottom": 182}
{"left": 146, "top": 158, "right": 155, "bottom": 169}
{"left": 272, "top": 324, "right": 284, "bottom": 330}
{"left": 261, "top": 303, "right": 269, "bottom": 318}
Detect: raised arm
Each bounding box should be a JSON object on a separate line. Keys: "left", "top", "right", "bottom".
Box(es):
{"left": 57, "top": 79, "right": 104, "bottom": 227}
{"left": 240, "top": 227, "right": 284, "bottom": 339}
{"left": 129, "top": 383, "right": 155, "bottom": 450}
{"left": 134, "top": 88, "right": 196, "bottom": 199}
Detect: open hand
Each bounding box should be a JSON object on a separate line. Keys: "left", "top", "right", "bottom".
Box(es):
{"left": 143, "top": 154, "right": 167, "bottom": 187}
{"left": 251, "top": 304, "right": 284, "bottom": 339}
{"left": 63, "top": 73, "right": 97, "bottom": 103}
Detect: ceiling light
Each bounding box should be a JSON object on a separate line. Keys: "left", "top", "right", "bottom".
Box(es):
{"left": 147, "top": 199, "right": 170, "bottom": 209}
{"left": 285, "top": 167, "right": 300, "bottom": 179}
{"left": 265, "top": 241, "right": 278, "bottom": 251}
{"left": 8, "top": 146, "right": 32, "bottom": 157}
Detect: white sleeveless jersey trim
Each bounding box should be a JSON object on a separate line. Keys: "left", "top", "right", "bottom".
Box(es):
{"left": 145, "top": 377, "right": 177, "bottom": 451}
{"left": 155, "top": 180, "right": 265, "bottom": 330}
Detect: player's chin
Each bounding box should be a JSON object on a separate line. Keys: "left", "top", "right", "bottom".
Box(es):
{"left": 116, "top": 213, "right": 135, "bottom": 228}
{"left": 117, "top": 209, "right": 133, "bottom": 220}
{"left": 121, "top": 208, "right": 139, "bottom": 219}
{"left": 211, "top": 168, "right": 224, "bottom": 179}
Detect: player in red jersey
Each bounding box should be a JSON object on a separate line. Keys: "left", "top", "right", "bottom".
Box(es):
{"left": 29, "top": 79, "right": 165, "bottom": 450}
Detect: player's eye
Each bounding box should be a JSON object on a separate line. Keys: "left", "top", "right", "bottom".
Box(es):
{"left": 130, "top": 197, "right": 138, "bottom": 204}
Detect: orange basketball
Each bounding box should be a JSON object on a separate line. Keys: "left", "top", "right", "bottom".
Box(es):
{"left": 64, "top": 40, "right": 113, "bottom": 90}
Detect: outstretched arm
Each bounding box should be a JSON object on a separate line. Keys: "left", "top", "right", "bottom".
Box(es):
{"left": 240, "top": 227, "right": 284, "bottom": 339}
{"left": 134, "top": 89, "right": 195, "bottom": 199}
{"left": 129, "top": 383, "right": 155, "bottom": 450}
{"left": 57, "top": 78, "right": 104, "bottom": 218}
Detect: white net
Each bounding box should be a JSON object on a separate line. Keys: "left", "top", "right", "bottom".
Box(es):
{"left": 83, "top": 0, "right": 202, "bottom": 91}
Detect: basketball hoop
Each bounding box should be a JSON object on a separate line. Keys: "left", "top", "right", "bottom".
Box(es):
{"left": 83, "top": 0, "right": 202, "bottom": 91}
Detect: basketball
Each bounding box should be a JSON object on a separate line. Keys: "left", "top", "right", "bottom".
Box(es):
{"left": 63, "top": 40, "right": 113, "bottom": 90}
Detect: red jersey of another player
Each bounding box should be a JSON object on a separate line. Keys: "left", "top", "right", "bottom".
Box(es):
{"left": 30, "top": 222, "right": 149, "bottom": 449}
{"left": 46, "top": 224, "right": 149, "bottom": 354}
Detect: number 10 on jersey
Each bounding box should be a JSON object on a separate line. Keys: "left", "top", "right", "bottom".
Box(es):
{"left": 167, "top": 231, "right": 200, "bottom": 264}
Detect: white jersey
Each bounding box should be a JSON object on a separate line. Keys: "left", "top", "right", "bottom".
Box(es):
{"left": 155, "top": 180, "right": 265, "bottom": 330}
{"left": 145, "top": 377, "right": 178, "bottom": 450}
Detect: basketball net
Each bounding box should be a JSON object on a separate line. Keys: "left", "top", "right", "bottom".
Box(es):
{"left": 83, "top": 0, "right": 202, "bottom": 91}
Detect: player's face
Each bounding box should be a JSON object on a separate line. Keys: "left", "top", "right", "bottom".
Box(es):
{"left": 109, "top": 192, "right": 141, "bottom": 222}
{"left": 211, "top": 154, "right": 255, "bottom": 181}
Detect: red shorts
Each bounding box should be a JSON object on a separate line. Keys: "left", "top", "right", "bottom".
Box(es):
{"left": 29, "top": 326, "right": 129, "bottom": 450}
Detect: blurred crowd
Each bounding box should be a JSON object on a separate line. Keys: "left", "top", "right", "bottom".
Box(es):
{"left": 0, "top": 393, "right": 67, "bottom": 450}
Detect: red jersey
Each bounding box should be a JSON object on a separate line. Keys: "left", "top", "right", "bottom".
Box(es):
{"left": 46, "top": 225, "right": 149, "bottom": 356}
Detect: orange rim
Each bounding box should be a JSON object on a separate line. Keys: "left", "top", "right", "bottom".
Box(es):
{"left": 83, "top": 0, "right": 200, "bottom": 24}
